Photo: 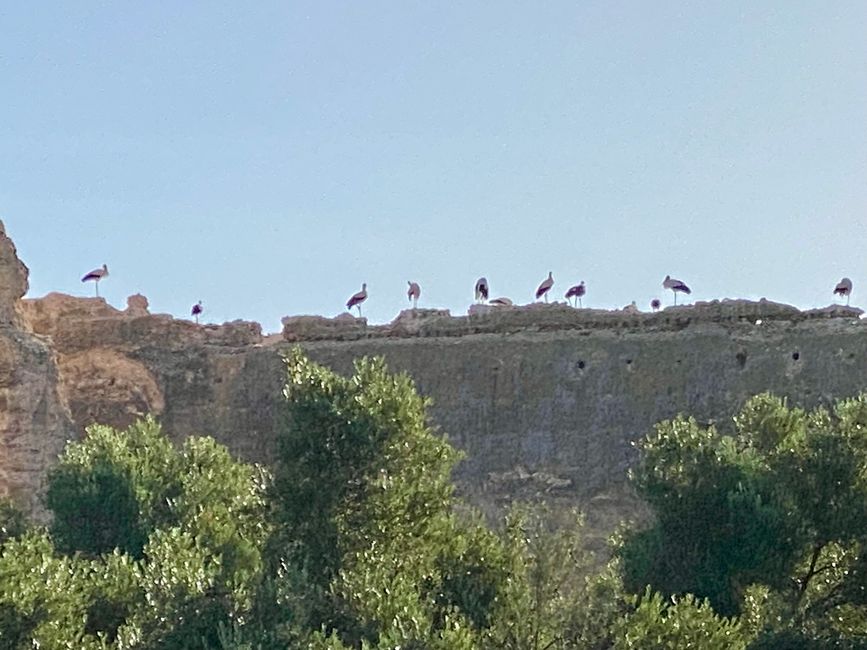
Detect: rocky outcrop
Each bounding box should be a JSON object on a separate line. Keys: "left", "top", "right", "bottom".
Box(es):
{"left": 58, "top": 349, "right": 165, "bottom": 430}
{"left": 125, "top": 293, "right": 150, "bottom": 316}
{"left": 0, "top": 223, "right": 76, "bottom": 514}
{"left": 282, "top": 313, "right": 367, "bottom": 341}
{"left": 0, "top": 222, "right": 29, "bottom": 327}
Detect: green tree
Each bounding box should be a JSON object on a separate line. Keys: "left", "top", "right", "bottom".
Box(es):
{"left": 45, "top": 417, "right": 180, "bottom": 558}
{"left": 0, "top": 531, "right": 139, "bottom": 649}
{"left": 482, "top": 506, "right": 593, "bottom": 650}
{"left": 0, "top": 417, "right": 271, "bottom": 649}
{"left": 613, "top": 587, "right": 750, "bottom": 649}
{"left": 621, "top": 393, "right": 867, "bottom": 644}
{"left": 268, "top": 350, "right": 577, "bottom": 648}
{"left": 120, "top": 436, "right": 271, "bottom": 649}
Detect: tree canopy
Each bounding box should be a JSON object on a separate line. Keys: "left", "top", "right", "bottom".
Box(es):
{"left": 621, "top": 393, "right": 867, "bottom": 645}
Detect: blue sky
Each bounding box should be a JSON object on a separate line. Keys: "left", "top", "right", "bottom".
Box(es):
{"left": 2, "top": 2, "right": 865, "bottom": 331}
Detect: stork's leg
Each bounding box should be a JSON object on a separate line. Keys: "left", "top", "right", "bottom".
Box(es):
{"left": 579, "top": 297, "right": 582, "bottom": 308}
{"left": 95, "top": 281, "right": 99, "bottom": 298}
{"left": 673, "top": 291, "right": 677, "bottom": 306}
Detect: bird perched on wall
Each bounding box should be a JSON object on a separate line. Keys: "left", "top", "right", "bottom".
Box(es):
{"left": 191, "top": 301, "right": 203, "bottom": 324}
{"left": 489, "top": 297, "right": 513, "bottom": 306}
{"left": 346, "top": 283, "right": 368, "bottom": 316}
{"left": 663, "top": 275, "right": 691, "bottom": 305}
{"left": 834, "top": 277, "right": 853, "bottom": 305}
{"left": 81, "top": 264, "right": 109, "bottom": 297}
{"left": 407, "top": 281, "right": 421, "bottom": 309}
{"left": 650, "top": 298, "right": 661, "bottom": 312}
{"left": 536, "top": 272, "right": 554, "bottom": 302}
{"left": 475, "top": 277, "right": 489, "bottom": 303}
{"left": 565, "top": 281, "right": 586, "bottom": 308}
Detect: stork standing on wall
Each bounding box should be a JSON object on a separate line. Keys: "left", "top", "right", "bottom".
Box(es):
{"left": 663, "top": 275, "right": 691, "bottom": 305}
{"left": 191, "top": 301, "right": 203, "bottom": 324}
{"left": 475, "top": 277, "right": 489, "bottom": 303}
{"left": 650, "top": 298, "right": 661, "bottom": 312}
{"left": 81, "top": 264, "right": 109, "bottom": 297}
{"left": 565, "top": 281, "right": 586, "bottom": 308}
{"left": 536, "top": 272, "right": 554, "bottom": 302}
{"left": 834, "top": 277, "right": 853, "bottom": 305}
{"left": 346, "top": 283, "right": 368, "bottom": 316}
{"left": 407, "top": 281, "right": 421, "bottom": 309}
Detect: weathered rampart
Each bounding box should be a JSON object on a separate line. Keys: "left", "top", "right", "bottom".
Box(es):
{"left": 3, "top": 221, "right": 867, "bottom": 534}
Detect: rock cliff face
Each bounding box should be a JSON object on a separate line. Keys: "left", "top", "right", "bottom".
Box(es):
{"left": 3, "top": 222, "right": 867, "bottom": 536}
{"left": 0, "top": 223, "right": 76, "bottom": 514}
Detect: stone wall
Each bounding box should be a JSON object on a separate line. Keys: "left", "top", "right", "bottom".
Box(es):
{"left": 3, "top": 220, "right": 867, "bottom": 535}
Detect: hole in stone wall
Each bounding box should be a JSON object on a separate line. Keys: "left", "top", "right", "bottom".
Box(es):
{"left": 577, "top": 360, "right": 585, "bottom": 370}
{"left": 625, "top": 359, "right": 633, "bottom": 365}
{"left": 792, "top": 351, "right": 800, "bottom": 361}
{"left": 736, "top": 350, "right": 747, "bottom": 368}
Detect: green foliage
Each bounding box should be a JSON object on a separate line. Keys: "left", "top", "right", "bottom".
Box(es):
{"left": 623, "top": 412, "right": 797, "bottom": 615}
{"left": 269, "top": 350, "right": 485, "bottom": 644}
{"left": 0, "top": 531, "right": 139, "bottom": 648}
{"left": 0, "top": 417, "right": 270, "bottom": 649}
{"left": 45, "top": 416, "right": 180, "bottom": 558}
{"left": 0, "top": 498, "right": 27, "bottom": 547}
{"left": 622, "top": 392, "right": 867, "bottom": 645}
{"left": 120, "top": 434, "right": 270, "bottom": 649}
{"left": 613, "top": 587, "right": 750, "bottom": 649}
{"left": 271, "top": 351, "right": 461, "bottom": 581}
{"left": 482, "top": 506, "right": 592, "bottom": 650}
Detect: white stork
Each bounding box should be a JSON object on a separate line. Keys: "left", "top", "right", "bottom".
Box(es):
{"left": 81, "top": 264, "right": 109, "bottom": 297}
{"left": 536, "top": 272, "right": 554, "bottom": 302}
{"left": 650, "top": 298, "right": 661, "bottom": 312}
{"left": 475, "top": 277, "right": 489, "bottom": 303}
{"left": 663, "top": 274, "right": 691, "bottom": 305}
{"left": 346, "top": 283, "right": 368, "bottom": 316}
{"left": 565, "top": 281, "right": 586, "bottom": 308}
{"left": 407, "top": 281, "right": 421, "bottom": 309}
{"left": 834, "top": 277, "right": 853, "bottom": 305}
{"left": 191, "top": 301, "right": 203, "bottom": 324}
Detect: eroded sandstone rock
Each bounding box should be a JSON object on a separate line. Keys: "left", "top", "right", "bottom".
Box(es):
{"left": 0, "top": 221, "right": 28, "bottom": 326}
{"left": 21, "top": 292, "right": 122, "bottom": 336}
{"left": 386, "top": 308, "right": 452, "bottom": 336}
{"left": 0, "top": 222, "right": 75, "bottom": 514}
{"left": 58, "top": 349, "right": 165, "bottom": 430}
{"left": 282, "top": 313, "right": 368, "bottom": 341}
{"left": 125, "top": 293, "right": 150, "bottom": 316}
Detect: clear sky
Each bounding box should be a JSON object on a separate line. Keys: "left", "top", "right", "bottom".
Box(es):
{"left": 2, "top": 2, "right": 866, "bottom": 331}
